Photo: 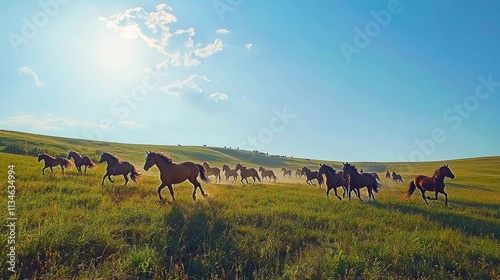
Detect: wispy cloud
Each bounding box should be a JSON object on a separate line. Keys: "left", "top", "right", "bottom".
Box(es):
{"left": 100, "top": 4, "right": 225, "bottom": 67}
{"left": 119, "top": 120, "right": 145, "bottom": 128}
{"left": 208, "top": 92, "right": 229, "bottom": 102}
{"left": 18, "top": 66, "right": 44, "bottom": 86}
{"left": 216, "top": 28, "right": 230, "bottom": 34}
{"left": 245, "top": 43, "right": 253, "bottom": 50}
{"left": 0, "top": 113, "right": 106, "bottom": 130}
{"left": 159, "top": 75, "right": 210, "bottom": 97}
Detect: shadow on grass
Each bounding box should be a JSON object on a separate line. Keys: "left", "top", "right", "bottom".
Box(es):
{"left": 375, "top": 203, "right": 500, "bottom": 241}
{"left": 447, "top": 182, "right": 494, "bottom": 193}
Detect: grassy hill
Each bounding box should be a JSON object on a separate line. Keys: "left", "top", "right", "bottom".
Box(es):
{"left": 0, "top": 130, "right": 499, "bottom": 279}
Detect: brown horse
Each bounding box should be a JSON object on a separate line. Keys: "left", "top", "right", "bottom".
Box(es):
{"left": 281, "top": 167, "right": 292, "bottom": 178}
{"left": 392, "top": 172, "right": 403, "bottom": 183}
{"left": 67, "top": 151, "right": 96, "bottom": 173}
{"left": 295, "top": 169, "right": 303, "bottom": 178}
{"left": 144, "top": 151, "right": 208, "bottom": 202}
{"left": 235, "top": 163, "right": 261, "bottom": 185}
{"left": 385, "top": 170, "right": 391, "bottom": 179}
{"left": 99, "top": 152, "right": 140, "bottom": 186}
{"left": 202, "top": 161, "right": 221, "bottom": 183}
{"left": 222, "top": 164, "right": 238, "bottom": 183}
{"left": 407, "top": 165, "right": 455, "bottom": 206}
{"left": 342, "top": 163, "right": 379, "bottom": 201}
{"left": 319, "top": 164, "right": 347, "bottom": 200}
{"left": 259, "top": 166, "right": 277, "bottom": 182}
{"left": 38, "top": 153, "right": 73, "bottom": 175}
{"left": 301, "top": 167, "right": 321, "bottom": 187}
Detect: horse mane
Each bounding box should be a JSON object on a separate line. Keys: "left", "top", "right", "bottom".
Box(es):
{"left": 103, "top": 152, "right": 120, "bottom": 163}
{"left": 151, "top": 151, "right": 173, "bottom": 163}
{"left": 69, "top": 150, "right": 81, "bottom": 157}
{"left": 433, "top": 165, "right": 448, "bottom": 178}
{"left": 40, "top": 153, "right": 56, "bottom": 159}
{"left": 346, "top": 163, "right": 359, "bottom": 173}
{"left": 321, "top": 164, "right": 336, "bottom": 174}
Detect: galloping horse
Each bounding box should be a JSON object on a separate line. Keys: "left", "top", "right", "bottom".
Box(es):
{"left": 407, "top": 165, "right": 455, "bottom": 206}
{"left": 235, "top": 163, "right": 261, "bottom": 185}
{"left": 342, "top": 163, "right": 379, "bottom": 201}
{"left": 202, "top": 161, "right": 221, "bottom": 183}
{"left": 259, "top": 166, "right": 277, "bottom": 182}
{"left": 38, "top": 153, "right": 73, "bottom": 175}
{"left": 281, "top": 167, "right": 292, "bottom": 178}
{"left": 67, "top": 151, "right": 95, "bottom": 173}
{"left": 222, "top": 164, "right": 238, "bottom": 183}
{"left": 385, "top": 170, "right": 391, "bottom": 179}
{"left": 301, "top": 167, "right": 321, "bottom": 187}
{"left": 295, "top": 169, "right": 303, "bottom": 178}
{"left": 99, "top": 152, "right": 140, "bottom": 186}
{"left": 318, "top": 164, "right": 347, "bottom": 200}
{"left": 392, "top": 172, "right": 403, "bottom": 183}
{"left": 144, "top": 151, "right": 208, "bottom": 202}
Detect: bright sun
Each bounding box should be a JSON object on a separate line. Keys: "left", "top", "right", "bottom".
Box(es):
{"left": 100, "top": 36, "right": 132, "bottom": 68}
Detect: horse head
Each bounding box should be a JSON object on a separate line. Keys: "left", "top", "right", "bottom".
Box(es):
{"left": 441, "top": 164, "right": 455, "bottom": 179}
{"left": 144, "top": 151, "right": 154, "bottom": 171}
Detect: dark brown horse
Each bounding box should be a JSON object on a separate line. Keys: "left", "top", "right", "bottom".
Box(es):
{"left": 319, "top": 164, "right": 346, "bottom": 200}
{"left": 235, "top": 163, "right": 261, "bottom": 185}
{"left": 222, "top": 164, "right": 238, "bottom": 183}
{"left": 202, "top": 161, "right": 221, "bottom": 183}
{"left": 38, "top": 153, "right": 73, "bottom": 175}
{"left": 301, "top": 167, "right": 321, "bottom": 187}
{"left": 342, "top": 163, "right": 379, "bottom": 201}
{"left": 392, "top": 172, "right": 403, "bottom": 183}
{"left": 281, "top": 167, "right": 292, "bottom": 178}
{"left": 385, "top": 170, "right": 391, "bottom": 179}
{"left": 144, "top": 151, "right": 208, "bottom": 202}
{"left": 67, "top": 151, "right": 96, "bottom": 173}
{"left": 259, "top": 166, "right": 277, "bottom": 182}
{"left": 99, "top": 152, "right": 140, "bottom": 186}
{"left": 407, "top": 165, "right": 455, "bottom": 206}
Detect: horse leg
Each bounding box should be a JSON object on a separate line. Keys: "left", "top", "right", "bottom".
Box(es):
{"left": 108, "top": 175, "right": 114, "bottom": 183}
{"left": 419, "top": 188, "right": 429, "bottom": 205}
{"left": 101, "top": 172, "right": 108, "bottom": 186}
{"left": 50, "top": 167, "right": 53, "bottom": 173}
{"left": 123, "top": 174, "right": 129, "bottom": 185}
{"left": 355, "top": 188, "right": 363, "bottom": 202}
{"left": 167, "top": 184, "right": 175, "bottom": 201}
{"left": 157, "top": 182, "right": 167, "bottom": 201}
{"left": 333, "top": 187, "right": 342, "bottom": 201}
{"left": 84, "top": 165, "right": 87, "bottom": 173}
{"left": 61, "top": 165, "right": 65, "bottom": 174}
{"left": 42, "top": 167, "right": 46, "bottom": 175}
{"left": 442, "top": 190, "right": 448, "bottom": 206}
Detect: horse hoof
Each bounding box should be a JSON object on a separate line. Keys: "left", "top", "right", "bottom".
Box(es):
{"left": 192, "top": 195, "right": 197, "bottom": 201}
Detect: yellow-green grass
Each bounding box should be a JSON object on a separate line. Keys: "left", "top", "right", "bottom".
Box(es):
{"left": 0, "top": 130, "right": 499, "bottom": 279}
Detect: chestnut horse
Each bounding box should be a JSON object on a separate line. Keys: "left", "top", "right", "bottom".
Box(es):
{"left": 318, "top": 164, "right": 346, "bottom": 200}
{"left": 295, "top": 169, "right": 303, "bottom": 178}
{"left": 342, "top": 163, "right": 379, "bottom": 201}
{"left": 301, "top": 167, "right": 321, "bottom": 187}
{"left": 67, "top": 151, "right": 95, "bottom": 173}
{"left": 222, "top": 164, "right": 238, "bottom": 183}
{"left": 281, "top": 167, "right": 292, "bottom": 178}
{"left": 407, "top": 165, "right": 455, "bottom": 206}
{"left": 259, "top": 166, "right": 277, "bottom": 182}
{"left": 235, "top": 163, "right": 261, "bottom": 185}
{"left": 202, "top": 161, "right": 221, "bottom": 183}
{"left": 38, "top": 153, "right": 73, "bottom": 175}
{"left": 144, "top": 151, "right": 208, "bottom": 202}
{"left": 99, "top": 152, "right": 140, "bottom": 186}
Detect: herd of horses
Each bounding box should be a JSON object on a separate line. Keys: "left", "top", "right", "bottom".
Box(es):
{"left": 36, "top": 151, "right": 456, "bottom": 206}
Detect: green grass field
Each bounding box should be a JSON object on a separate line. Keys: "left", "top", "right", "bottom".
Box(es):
{"left": 1, "top": 130, "right": 499, "bottom": 279}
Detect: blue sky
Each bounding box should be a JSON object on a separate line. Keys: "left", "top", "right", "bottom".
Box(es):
{"left": 1, "top": 0, "right": 499, "bottom": 162}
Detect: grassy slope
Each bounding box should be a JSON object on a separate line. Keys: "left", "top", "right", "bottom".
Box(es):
{"left": 0, "top": 130, "right": 499, "bottom": 279}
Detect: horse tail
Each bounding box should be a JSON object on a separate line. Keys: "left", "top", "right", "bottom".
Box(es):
{"left": 256, "top": 172, "right": 261, "bottom": 182}
{"left": 62, "top": 158, "right": 73, "bottom": 168}
{"left": 130, "top": 165, "right": 141, "bottom": 182}
{"left": 197, "top": 164, "right": 210, "bottom": 183}
{"left": 88, "top": 158, "right": 96, "bottom": 168}
{"left": 407, "top": 180, "right": 416, "bottom": 198}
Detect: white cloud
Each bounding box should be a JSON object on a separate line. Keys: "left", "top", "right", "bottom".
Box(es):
{"left": 245, "top": 43, "right": 253, "bottom": 49}
{"left": 100, "top": 4, "right": 224, "bottom": 67}
{"left": 159, "top": 75, "right": 210, "bottom": 96}
{"left": 194, "top": 39, "right": 224, "bottom": 58}
{"left": 18, "top": 66, "right": 44, "bottom": 86}
{"left": 119, "top": 120, "right": 145, "bottom": 128}
{"left": 0, "top": 113, "right": 106, "bottom": 131}
{"left": 216, "top": 28, "right": 230, "bottom": 34}
{"left": 208, "top": 92, "right": 229, "bottom": 102}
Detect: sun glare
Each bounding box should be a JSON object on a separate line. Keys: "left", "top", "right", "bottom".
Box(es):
{"left": 100, "top": 36, "right": 132, "bottom": 68}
